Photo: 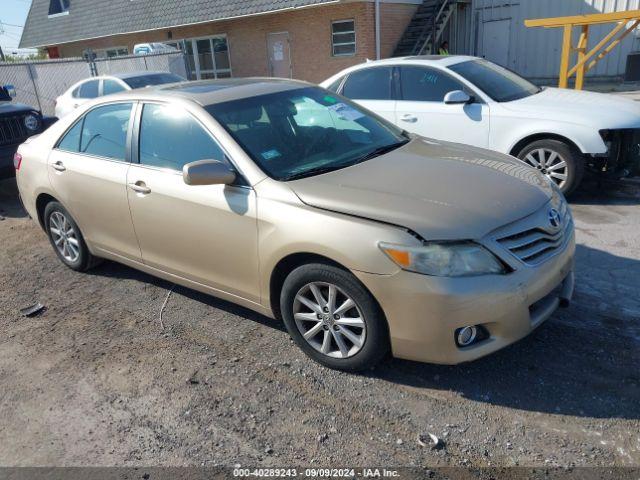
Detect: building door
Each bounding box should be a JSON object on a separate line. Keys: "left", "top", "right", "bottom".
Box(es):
{"left": 176, "top": 36, "right": 232, "bottom": 80}
{"left": 267, "top": 32, "right": 291, "bottom": 78}
{"left": 482, "top": 19, "right": 511, "bottom": 67}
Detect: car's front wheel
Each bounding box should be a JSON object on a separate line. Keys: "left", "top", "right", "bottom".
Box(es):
{"left": 517, "top": 139, "right": 584, "bottom": 195}
{"left": 44, "top": 201, "right": 100, "bottom": 271}
{"left": 280, "top": 263, "right": 389, "bottom": 371}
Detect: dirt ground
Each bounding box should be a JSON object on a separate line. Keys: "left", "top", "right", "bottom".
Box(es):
{"left": 0, "top": 176, "right": 638, "bottom": 468}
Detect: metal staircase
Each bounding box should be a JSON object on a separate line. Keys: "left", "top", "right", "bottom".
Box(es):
{"left": 393, "top": 0, "right": 457, "bottom": 57}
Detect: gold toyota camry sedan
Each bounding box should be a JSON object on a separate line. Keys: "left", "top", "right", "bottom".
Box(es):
{"left": 15, "top": 79, "right": 575, "bottom": 371}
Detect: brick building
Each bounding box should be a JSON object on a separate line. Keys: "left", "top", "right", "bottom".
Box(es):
{"left": 19, "top": 0, "right": 422, "bottom": 83}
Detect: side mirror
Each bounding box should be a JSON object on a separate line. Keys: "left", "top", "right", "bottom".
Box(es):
{"left": 3, "top": 85, "right": 17, "bottom": 98}
{"left": 183, "top": 159, "right": 236, "bottom": 186}
{"left": 444, "top": 90, "right": 472, "bottom": 105}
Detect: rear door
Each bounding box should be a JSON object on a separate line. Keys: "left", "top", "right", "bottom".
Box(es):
{"left": 395, "top": 66, "right": 490, "bottom": 147}
{"left": 126, "top": 102, "right": 260, "bottom": 302}
{"left": 339, "top": 66, "right": 396, "bottom": 125}
{"left": 48, "top": 102, "right": 141, "bottom": 261}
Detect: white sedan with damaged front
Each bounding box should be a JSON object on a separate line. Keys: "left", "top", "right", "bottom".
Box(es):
{"left": 322, "top": 56, "right": 640, "bottom": 195}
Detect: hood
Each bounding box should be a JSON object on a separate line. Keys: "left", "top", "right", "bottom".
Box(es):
{"left": 503, "top": 87, "right": 640, "bottom": 128}
{"left": 0, "top": 102, "right": 39, "bottom": 115}
{"left": 288, "top": 138, "right": 552, "bottom": 240}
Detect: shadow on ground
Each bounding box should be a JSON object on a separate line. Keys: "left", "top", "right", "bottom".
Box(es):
{"left": 0, "top": 178, "right": 27, "bottom": 219}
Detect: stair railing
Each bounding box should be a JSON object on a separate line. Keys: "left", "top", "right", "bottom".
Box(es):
{"left": 413, "top": 0, "right": 451, "bottom": 56}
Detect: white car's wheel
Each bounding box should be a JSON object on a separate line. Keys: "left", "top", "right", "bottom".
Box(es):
{"left": 517, "top": 139, "right": 584, "bottom": 195}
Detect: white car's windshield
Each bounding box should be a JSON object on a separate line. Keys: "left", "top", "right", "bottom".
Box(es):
{"left": 206, "top": 87, "right": 408, "bottom": 181}
{"left": 449, "top": 59, "right": 541, "bottom": 102}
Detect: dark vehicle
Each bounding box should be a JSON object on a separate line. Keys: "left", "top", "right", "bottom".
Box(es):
{"left": 0, "top": 85, "right": 57, "bottom": 179}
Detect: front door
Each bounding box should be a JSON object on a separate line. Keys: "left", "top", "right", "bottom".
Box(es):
{"left": 48, "top": 102, "right": 141, "bottom": 261}
{"left": 267, "top": 32, "right": 292, "bottom": 78}
{"left": 126, "top": 102, "right": 260, "bottom": 302}
{"left": 395, "top": 66, "right": 490, "bottom": 148}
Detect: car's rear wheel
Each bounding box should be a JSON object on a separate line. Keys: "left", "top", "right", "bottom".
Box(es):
{"left": 280, "top": 263, "right": 389, "bottom": 371}
{"left": 44, "top": 201, "right": 100, "bottom": 271}
{"left": 517, "top": 139, "right": 584, "bottom": 195}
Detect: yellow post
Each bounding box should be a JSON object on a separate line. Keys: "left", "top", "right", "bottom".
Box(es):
{"left": 586, "top": 19, "right": 640, "bottom": 72}
{"left": 559, "top": 25, "right": 573, "bottom": 88}
{"left": 525, "top": 10, "right": 640, "bottom": 90}
{"left": 575, "top": 25, "right": 589, "bottom": 90}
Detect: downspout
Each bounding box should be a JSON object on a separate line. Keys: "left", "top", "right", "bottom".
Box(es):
{"left": 375, "top": 0, "right": 381, "bottom": 59}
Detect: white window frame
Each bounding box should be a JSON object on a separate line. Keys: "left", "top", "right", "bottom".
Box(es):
{"left": 331, "top": 19, "right": 356, "bottom": 57}
{"left": 168, "top": 35, "right": 231, "bottom": 80}
{"left": 190, "top": 34, "right": 233, "bottom": 80}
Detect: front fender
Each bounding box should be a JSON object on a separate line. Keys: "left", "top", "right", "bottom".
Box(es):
{"left": 492, "top": 117, "right": 608, "bottom": 155}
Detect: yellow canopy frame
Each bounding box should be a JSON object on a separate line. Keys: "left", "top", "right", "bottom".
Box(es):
{"left": 525, "top": 10, "right": 640, "bottom": 90}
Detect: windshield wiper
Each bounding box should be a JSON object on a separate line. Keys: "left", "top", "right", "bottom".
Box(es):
{"left": 282, "top": 139, "right": 409, "bottom": 181}
{"left": 351, "top": 139, "right": 410, "bottom": 165}
{"left": 283, "top": 165, "right": 346, "bottom": 181}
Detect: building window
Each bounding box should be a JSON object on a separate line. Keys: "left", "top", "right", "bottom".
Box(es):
{"left": 95, "top": 47, "right": 129, "bottom": 58}
{"left": 175, "top": 36, "right": 232, "bottom": 80}
{"left": 48, "top": 0, "right": 70, "bottom": 16}
{"left": 332, "top": 20, "right": 356, "bottom": 57}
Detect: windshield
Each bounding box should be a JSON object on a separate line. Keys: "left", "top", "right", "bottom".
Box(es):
{"left": 448, "top": 59, "right": 541, "bottom": 102}
{"left": 206, "top": 87, "right": 408, "bottom": 181}
{"left": 123, "top": 73, "right": 184, "bottom": 89}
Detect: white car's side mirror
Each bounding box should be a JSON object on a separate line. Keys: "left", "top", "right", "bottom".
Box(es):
{"left": 444, "top": 90, "right": 472, "bottom": 105}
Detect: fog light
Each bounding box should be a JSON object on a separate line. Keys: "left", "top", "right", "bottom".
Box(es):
{"left": 456, "top": 326, "right": 477, "bottom": 347}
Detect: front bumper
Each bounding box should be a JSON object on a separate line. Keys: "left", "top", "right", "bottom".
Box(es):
{"left": 354, "top": 230, "right": 575, "bottom": 365}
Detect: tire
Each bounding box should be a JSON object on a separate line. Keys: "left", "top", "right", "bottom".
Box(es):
{"left": 44, "top": 201, "right": 100, "bottom": 272}
{"left": 280, "top": 263, "right": 390, "bottom": 372}
{"left": 517, "top": 139, "right": 585, "bottom": 196}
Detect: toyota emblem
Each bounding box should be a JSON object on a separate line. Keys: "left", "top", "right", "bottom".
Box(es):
{"left": 548, "top": 208, "right": 562, "bottom": 228}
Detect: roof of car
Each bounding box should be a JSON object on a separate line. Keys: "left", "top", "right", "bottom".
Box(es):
{"left": 111, "top": 71, "right": 179, "bottom": 80}
{"left": 364, "top": 55, "right": 478, "bottom": 67}
{"left": 103, "top": 77, "right": 313, "bottom": 105}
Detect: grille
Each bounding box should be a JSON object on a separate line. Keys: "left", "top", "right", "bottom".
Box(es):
{"left": 496, "top": 215, "right": 572, "bottom": 266}
{"left": 0, "top": 115, "right": 29, "bottom": 147}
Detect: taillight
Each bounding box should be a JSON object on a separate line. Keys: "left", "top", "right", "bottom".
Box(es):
{"left": 14, "top": 153, "right": 22, "bottom": 170}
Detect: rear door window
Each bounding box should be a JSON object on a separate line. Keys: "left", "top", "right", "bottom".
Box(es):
{"left": 341, "top": 67, "right": 393, "bottom": 100}
{"left": 77, "top": 80, "right": 100, "bottom": 99}
{"left": 57, "top": 103, "right": 132, "bottom": 160}
{"left": 57, "top": 120, "right": 83, "bottom": 153}
{"left": 103, "top": 79, "right": 126, "bottom": 95}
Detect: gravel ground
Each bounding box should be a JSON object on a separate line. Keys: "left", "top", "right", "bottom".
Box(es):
{"left": 0, "top": 176, "right": 638, "bottom": 468}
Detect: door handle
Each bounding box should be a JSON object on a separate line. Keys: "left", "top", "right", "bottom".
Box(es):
{"left": 128, "top": 182, "right": 151, "bottom": 194}
{"left": 52, "top": 161, "right": 66, "bottom": 172}
{"left": 401, "top": 114, "right": 418, "bottom": 123}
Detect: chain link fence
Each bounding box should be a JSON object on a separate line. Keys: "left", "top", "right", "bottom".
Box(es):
{"left": 0, "top": 51, "right": 189, "bottom": 117}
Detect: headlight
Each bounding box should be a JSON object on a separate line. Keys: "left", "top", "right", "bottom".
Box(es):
{"left": 379, "top": 241, "right": 506, "bottom": 277}
{"left": 24, "top": 114, "right": 40, "bottom": 131}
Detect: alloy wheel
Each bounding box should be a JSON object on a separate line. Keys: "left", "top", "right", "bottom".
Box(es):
{"left": 49, "top": 211, "right": 80, "bottom": 263}
{"left": 523, "top": 148, "right": 568, "bottom": 189}
{"left": 293, "top": 282, "right": 366, "bottom": 359}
